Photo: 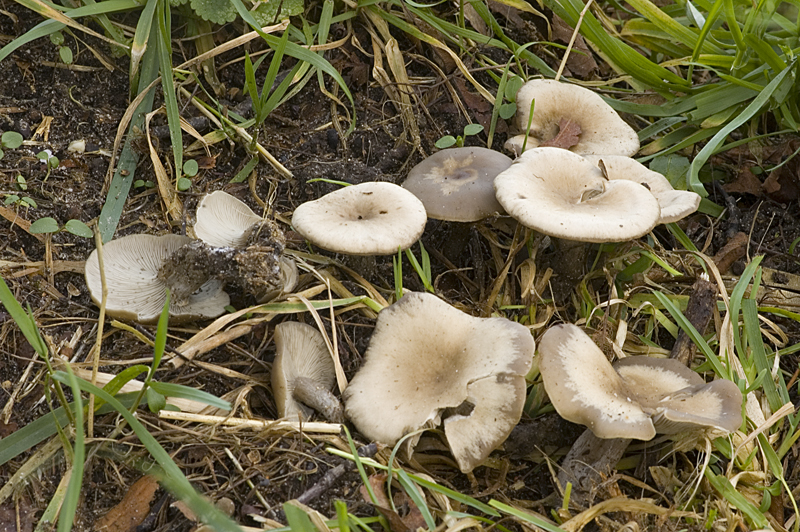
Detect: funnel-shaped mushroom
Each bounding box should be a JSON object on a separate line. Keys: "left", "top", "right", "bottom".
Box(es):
{"left": 494, "top": 148, "right": 661, "bottom": 243}
{"left": 343, "top": 292, "right": 534, "bottom": 472}
{"left": 504, "top": 79, "right": 640, "bottom": 157}
{"left": 272, "top": 321, "right": 342, "bottom": 422}
{"left": 194, "top": 190, "right": 262, "bottom": 248}
{"left": 538, "top": 324, "right": 743, "bottom": 440}
{"left": 582, "top": 155, "right": 701, "bottom": 224}
{"left": 402, "top": 147, "right": 512, "bottom": 222}
{"left": 84, "top": 234, "right": 229, "bottom": 323}
{"left": 291, "top": 182, "right": 427, "bottom": 256}
{"left": 614, "top": 358, "right": 743, "bottom": 435}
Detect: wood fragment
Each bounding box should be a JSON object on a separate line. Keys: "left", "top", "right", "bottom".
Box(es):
{"left": 158, "top": 411, "right": 343, "bottom": 433}
{"left": 670, "top": 275, "right": 718, "bottom": 366}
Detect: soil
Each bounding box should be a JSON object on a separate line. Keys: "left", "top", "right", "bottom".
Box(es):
{"left": 1, "top": 2, "right": 800, "bottom": 531}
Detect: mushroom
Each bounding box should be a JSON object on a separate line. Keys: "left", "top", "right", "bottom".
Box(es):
{"left": 343, "top": 292, "right": 534, "bottom": 473}
{"left": 614, "top": 357, "right": 742, "bottom": 435}
{"left": 582, "top": 155, "right": 701, "bottom": 224}
{"left": 504, "top": 79, "right": 640, "bottom": 157}
{"left": 401, "top": 147, "right": 512, "bottom": 222}
{"left": 291, "top": 182, "right": 427, "bottom": 256}
{"left": 494, "top": 148, "right": 661, "bottom": 243}
{"left": 84, "top": 234, "right": 230, "bottom": 323}
{"left": 193, "top": 190, "right": 262, "bottom": 248}
{"left": 191, "top": 190, "right": 296, "bottom": 301}
{"left": 272, "top": 321, "right": 343, "bottom": 422}
{"left": 538, "top": 323, "right": 656, "bottom": 440}
{"left": 538, "top": 323, "right": 743, "bottom": 440}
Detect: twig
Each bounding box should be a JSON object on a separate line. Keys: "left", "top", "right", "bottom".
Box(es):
{"left": 157, "top": 411, "right": 343, "bottom": 433}
{"left": 554, "top": 0, "right": 595, "bottom": 82}
{"left": 296, "top": 443, "right": 378, "bottom": 505}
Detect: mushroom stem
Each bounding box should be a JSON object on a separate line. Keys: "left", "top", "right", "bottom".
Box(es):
{"left": 291, "top": 376, "right": 344, "bottom": 423}
{"left": 556, "top": 278, "right": 721, "bottom": 507}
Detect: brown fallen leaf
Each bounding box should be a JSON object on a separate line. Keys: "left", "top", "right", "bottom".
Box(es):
{"left": 551, "top": 15, "right": 598, "bottom": 78}
{"left": 359, "top": 474, "right": 427, "bottom": 532}
{"left": 540, "top": 118, "right": 582, "bottom": 150}
{"left": 723, "top": 168, "right": 763, "bottom": 196}
{"left": 94, "top": 475, "right": 159, "bottom": 532}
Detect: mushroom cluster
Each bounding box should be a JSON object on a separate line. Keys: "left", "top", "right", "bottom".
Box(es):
{"left": 537, "top": 324, "right": 742, "bottom": 440}
{"left": 343, "top": 292, "right": 534, "bottom": 473}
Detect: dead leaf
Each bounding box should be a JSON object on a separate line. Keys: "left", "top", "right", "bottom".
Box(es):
{"left": 551, "top": 15, "right": 597, "bottom": 78}
{"left": 359, "top": 474, "right": 427, "bottom": 532}
{"left": 712, "top": 232, "right": 748, "bottom": 274}
{"left": 723, "top": 168, "right": 763, "bottom": 196}
{"left": 763, "top": 165, "right": 800, "bottom": 204}
{"left": 94, "top": 476, "right": 159, "bottom": 532}
{"left": 540, "top": 118, "right": 581, "bottom": 150}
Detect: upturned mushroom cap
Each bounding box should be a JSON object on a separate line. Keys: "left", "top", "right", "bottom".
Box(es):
{"left": 84, "top": 234, "right": 230, "bottom": 323}
{"left": 538, "top": 323, "right": 656, "bottom": 440}
{"left": 292, "top": 182, "right": 427, "bottom": 256}
{"left": 614, "top": 358, "right": 743, "bottom": 434}
{"left": 194, "top": 190, "right": 262, "bottom": 248}
{"left": 504, "top": 79, "right": 640, "bottom": 157}
{"left": 343, "top": 292, "right": 533, "bottom": 473}
{"left": 493, "top": 148, "right": 661, "bottom": 242}
{"left": 539, "top": 324, "right": 743, "bottom": 440}
{"left": 272, "top": 321, "right": 337, "bottom": 421}
{"left": 401, "top": 147, "right": 512, "bottom": 222}
{"left": 583, "top": 155, "right": 701, "bottom": 224}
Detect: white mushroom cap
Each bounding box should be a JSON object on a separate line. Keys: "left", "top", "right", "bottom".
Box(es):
{"left": 343, "top": 292, "right": 534, "bottom": 473}
{"left": 194, "top": 190, "right": 262, "bottom": 248}
{"left": 493, "top": 148, "right": 661, "bottom": 242}
{"left": 401, "top": 147, "right": 512, "bottom": 222}
{"left": 539, "top": 324, "right": 743, "bottom": 440}
{"left": 614, "top": 358, "right": 742, "bottom": 434}
{"left": 538, "top": 323, "right": 656, "bottom": 440}
{"left": 272, "top": 321, "right": 337, "bottom": 421}
{"left": 292, "top": 182, "right": 427, "bottom": 256}
{"left": 503, "top": 79, "right": 640, "bottom": 157}
{"left": 583, "top": 155, "right": 701, "bottom": 224}
{"left": 84, "top": 234, "right": 229, "bottom": 323}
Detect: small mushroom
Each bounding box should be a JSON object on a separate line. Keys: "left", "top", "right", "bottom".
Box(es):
{"left": 193, "top": 190, "right": 262, "bottom": 248}
{"left": 343, "top": 292, "right": 534, "bottom": 473}
{"left": 192, "top": 190, "right": 295, "bottom": 301}
{"left": 401, "top": 147, "right": 512, "bottom": 222}
{"left": 494, "top": 147, "right": 661, "bottom": 243}
{"left": 614, "top": 357, "right": 742, "bottom": 435}
{"left": 272, "top": 321, "right": 343, "bottom": 422}
{"left": 84, "top": 234, "right": 229, "bottom": 323}
{"left": 291, "top": 182, "right": 427, "bottom": 256}
{"left": 504, "top": 79, "right": 640, "bottom": 157}
{"left": 538, "top": 323, "right": 655, "bottom": 440}
{"left": 582, "top": 155, "right": 701, "bottom": 224}
{"left": 538, "top": 324, "right": 743, "bottom": 440}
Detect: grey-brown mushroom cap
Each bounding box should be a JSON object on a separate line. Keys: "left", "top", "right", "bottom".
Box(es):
{"left": 194, "top": 190, "right": 262, "bottom": 248}
{"left": 272, "top": 321, "right": 335, "bottom": 420}
{"left": 343, "top": 292, "right": 534, "bottom": 447}
{"left": 291, "top": 182, "right": 427, "bottom": 256}
{"left": 503, "top": 79, "right": 640, "bottom": 157}
{"left": 583, "top": 155, "right": 701, "bottom": 224}
{"left": 538, "top": 324, "right": 656, "bottom": 440}
{"left": 614, "top": 357, "right": 742, "bottom": 434}
{"left": 444, "top": 373, "right": 527, "bottom": 473}
{"left": 84, "top": 234, "right": 230, "bottom": 323}
{"left": 494, "top": 148, "right": 661, "bottom": 243}
{"left": 402, "top": 147, "right": 512, "bottom": 222}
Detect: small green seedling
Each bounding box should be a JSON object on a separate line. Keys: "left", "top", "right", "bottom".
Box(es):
{"left": 36, "top": 150, "right": 60, "bottom": 181}
{"left": 177, "top": 159, "right": 199, "bottom": 191}
{"left": 29, "top": 217, "right": 93, "bottom": 238}
{"left": 134, "top": 179, "right": 156, "bottom": 189}
{"left": 0, "top": 131, "right": 24, "bottom": 159}
{"left": 4, "top": 194, "right": 37, "bottom": 208}
{"left": 49, "top": 31, "right": 73, "bottom": 65}
{"left": 435, "top": 123, "right": 484, "bottom": 149}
